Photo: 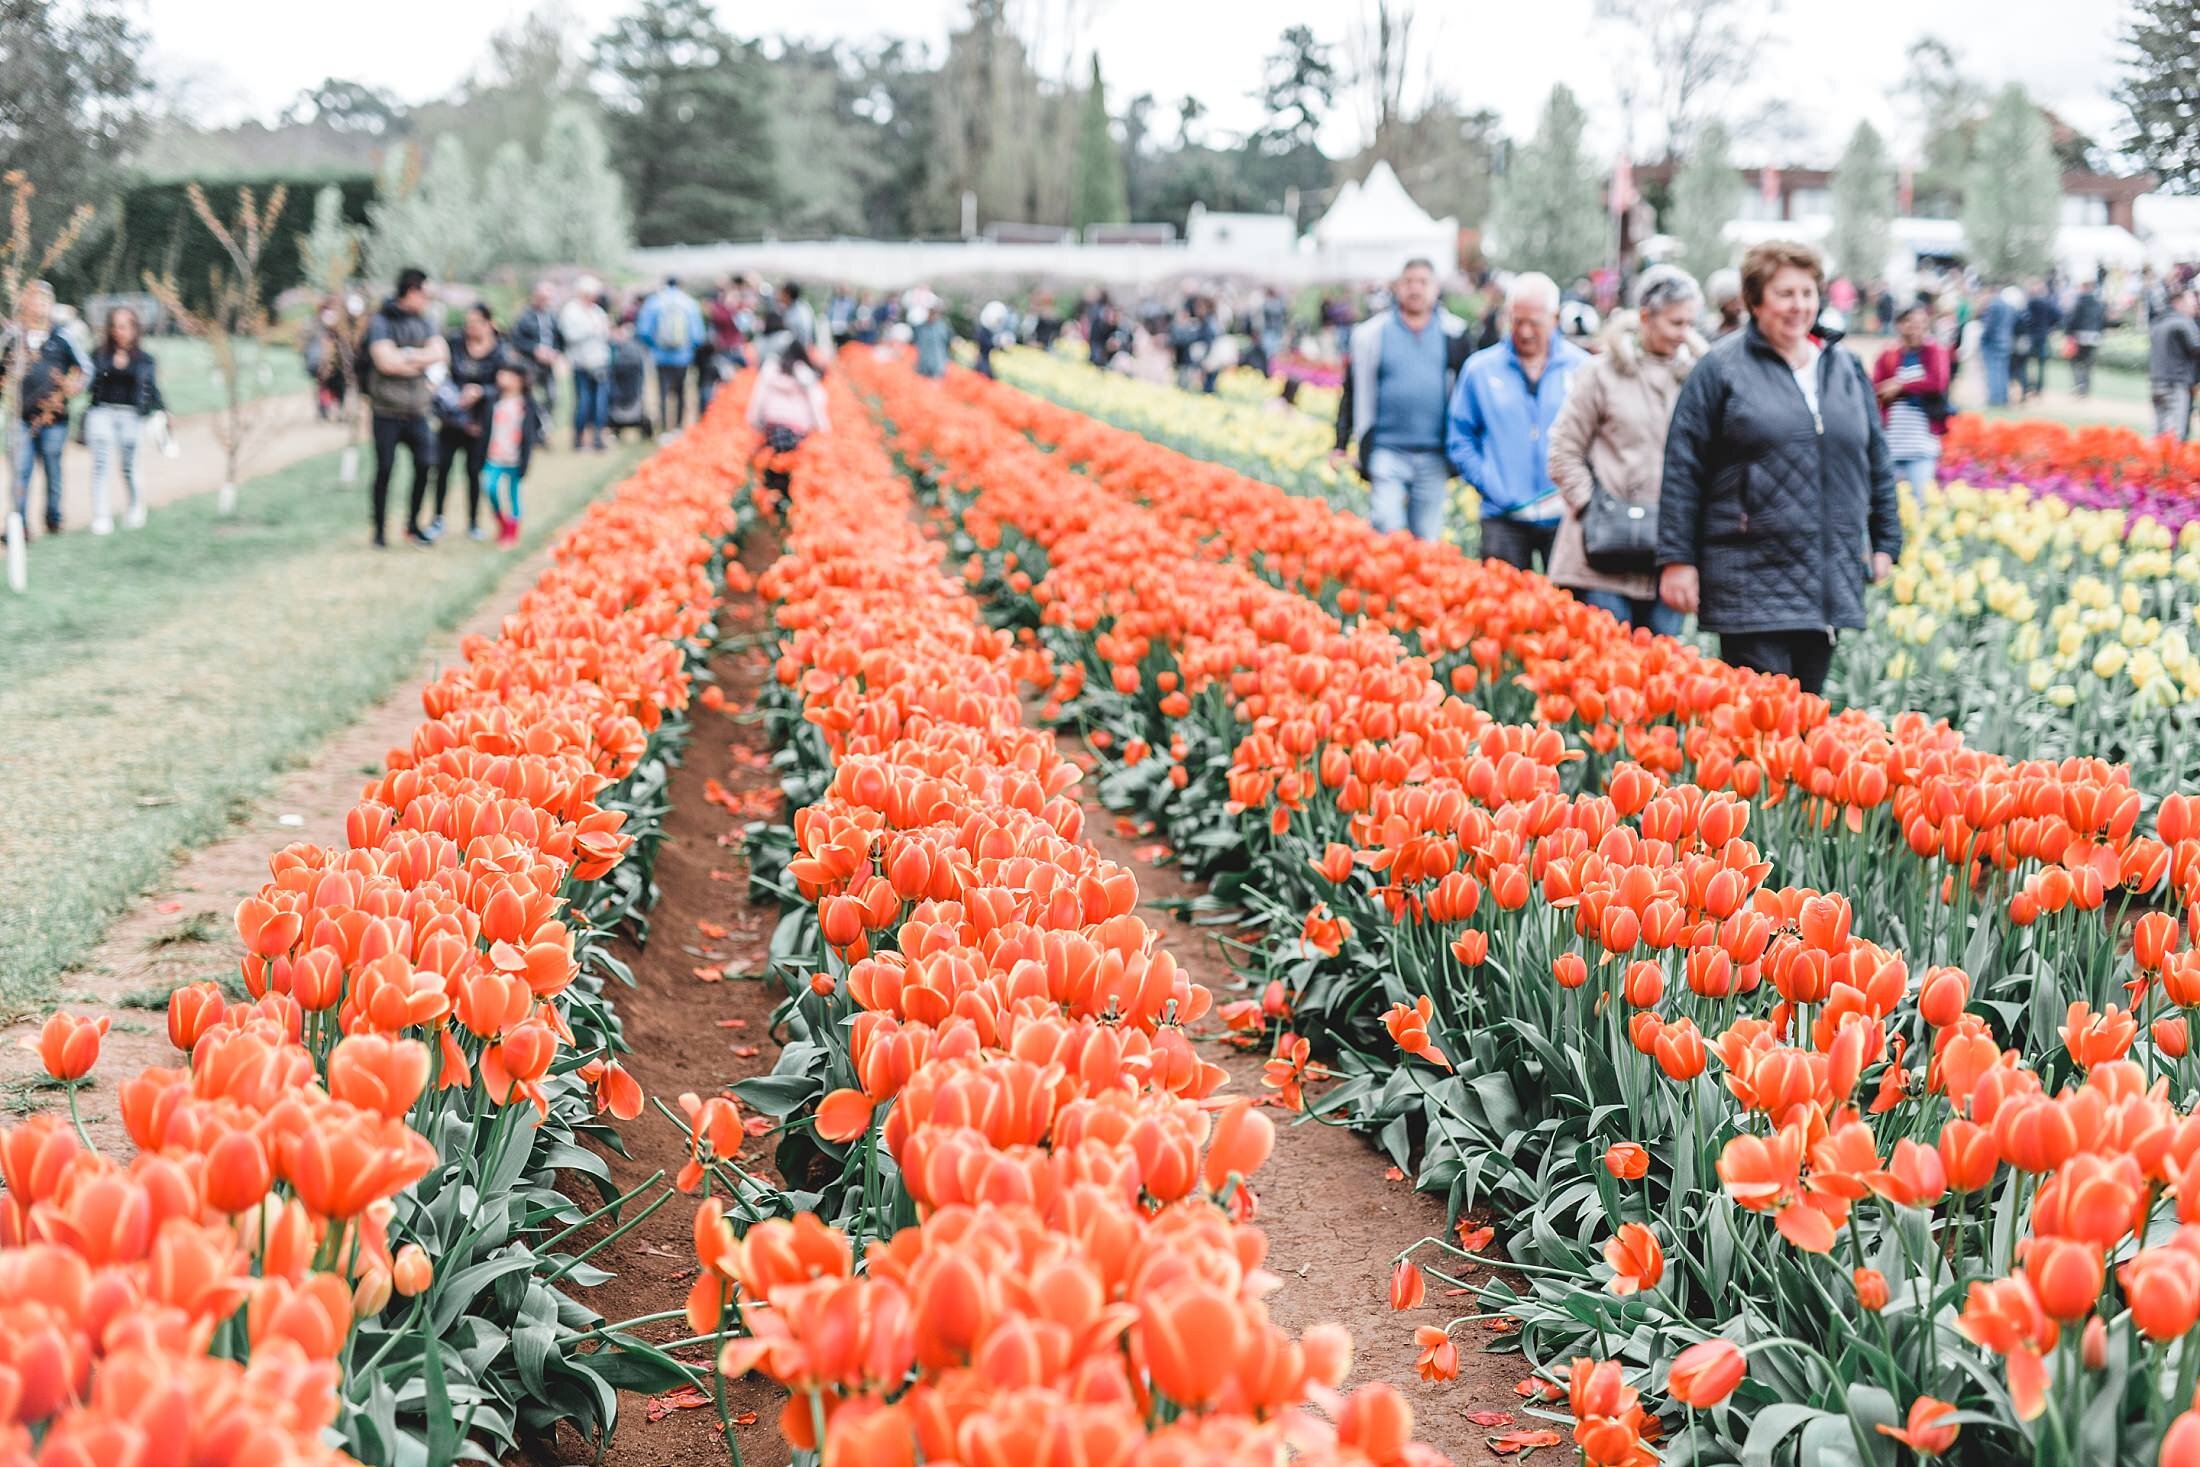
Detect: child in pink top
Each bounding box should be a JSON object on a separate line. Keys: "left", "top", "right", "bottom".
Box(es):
{"left": 483, "top": 360, "right": 539, "bottom": 546}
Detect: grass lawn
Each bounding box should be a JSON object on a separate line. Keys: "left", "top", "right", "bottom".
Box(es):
{"left": 0, "top": 438, "right": 649, "bottom": 1015}
{"left": 144, "top": 335, "right": 315, "bottom": 418}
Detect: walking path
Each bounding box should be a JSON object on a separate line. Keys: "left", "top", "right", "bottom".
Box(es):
{"left": 19, "top": 392, "right": 347, "bottom": 533}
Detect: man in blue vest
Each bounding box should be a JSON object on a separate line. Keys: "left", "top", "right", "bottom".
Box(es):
{"left": 1446, "top": 272, "right": 1587, "bottom": 572}
{"left": 1331, "top": 258, "right": 1473, "bottom": 541}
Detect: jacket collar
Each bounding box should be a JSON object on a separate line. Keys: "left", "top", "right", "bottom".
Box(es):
{"left": 1742, "top": 319, "right": 1838, "bottom": 367}
{"left": 1500, "top": 333, "right": 1585, "bottom": 378}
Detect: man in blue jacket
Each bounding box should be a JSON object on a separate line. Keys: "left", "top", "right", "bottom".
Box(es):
{"left": 636, "top": 277, "right": 706, "bottom": 436}
{"left": 1445, "top": 273, "right": 1587, "bottom": 572}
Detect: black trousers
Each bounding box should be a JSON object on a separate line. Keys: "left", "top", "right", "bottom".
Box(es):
{"left": 1719, "top": 629, "right": 1837, "bottom": 696}
{"left": 370, "top": 413, "right": 436, "bottom": 543}
{"left": 655, "top": 360, "right": 688, "bottom": 432}
{"left": 431, "top": 422, "right": 486, "bottom": 529}
{"left": 1479, "top": 516, "right": 1558, "bottom": 573}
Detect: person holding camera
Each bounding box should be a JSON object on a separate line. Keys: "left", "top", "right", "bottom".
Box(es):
{"left": 1871, "top": 300, "right": 1953, "bottom": 510}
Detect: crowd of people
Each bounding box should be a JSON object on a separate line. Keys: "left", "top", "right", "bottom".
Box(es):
{"left": 1325, "top": 242, "right": 1906, "bottom": 696}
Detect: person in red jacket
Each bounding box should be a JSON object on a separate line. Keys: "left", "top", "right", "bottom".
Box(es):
{"left": 1871, "top": 300, "right": 1953, "bottom": 510}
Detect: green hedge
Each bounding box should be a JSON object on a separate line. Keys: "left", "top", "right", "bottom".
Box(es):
{"left": 54, "top": 173, "right": 376, "bottom": 314}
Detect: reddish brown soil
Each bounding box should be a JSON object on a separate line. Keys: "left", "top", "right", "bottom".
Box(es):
{"left": 1067, "top": 753, "right": 1532, "bottom": 1466}
{"left": 538, "top": 528, "right": 793, "bottom": 1467}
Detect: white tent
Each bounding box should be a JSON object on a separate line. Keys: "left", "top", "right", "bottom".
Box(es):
{"left": 2057, "top": 224, "right": 2146, "bottom": 280}
{"left": 1312, "top": 162, "right": 1458, "bottom": 279}
{"left": 2136, "top": 194, "right": 2200, "bottom": 269}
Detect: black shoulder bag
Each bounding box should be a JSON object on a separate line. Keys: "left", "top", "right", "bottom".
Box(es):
{"left": 1581, "top": 475, "right": 1657, "bottom": 574}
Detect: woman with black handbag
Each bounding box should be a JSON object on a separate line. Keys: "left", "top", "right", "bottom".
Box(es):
{"left": 1546, "top": 265, "right": 1706, "bottom": 635}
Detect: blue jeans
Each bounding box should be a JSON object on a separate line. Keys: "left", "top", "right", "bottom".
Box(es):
{"left": 483, "top": 463, "right": 523, "bottom": 522}
{"left": 1367, "top": 446, "right": 1451, "bottom": 541}
{"left": 572, "top": 370, "right": 609, "bottom": 445}
{"left": 12, "top": 420, "right": 68, "bottom": 530}
{"left": 1982, "top": 348, "right": 2011, "bottom": 407}
{"left": 1892, "top": 455, "right": 1938, "bottom": 511}
{"left": 1579, "top": 588, "right": 1684, "bottom": 637}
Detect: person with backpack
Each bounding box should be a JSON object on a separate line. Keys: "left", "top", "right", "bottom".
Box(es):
{"left": 636, "top": 276, "right": 705, "bottom": 436}
{"left": 361, "top": 267, "right": 449, "bottom": 549}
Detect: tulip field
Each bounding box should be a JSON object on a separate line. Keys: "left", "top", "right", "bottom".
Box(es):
{"left": 13, "top": 340, "right": 2200, "bottom": 1467}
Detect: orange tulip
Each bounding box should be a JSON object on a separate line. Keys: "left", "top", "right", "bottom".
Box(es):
{"left": 1665, "top": 1339, "right": 1745, "bottom": 1407}
{"left": 1389, "top": 1258, "right": 1426, "bottom": 1311}
{"left": 1136, "top": 1284, "right": 1239, "bottom": 1405}
{"left": 327, "top": 1034, "right": 432, "bottom": 1121}
{"left": 1916, "top": 966, "right": 1970, "bottom": 1028}
{"left": 1413, "top": 1325, "right": 1458, "bottom": 1382}
{"left": 1852, "top": 1268, "right": 1889, "bottom": 1312}
{"left": 1876, "top": 1396, "right": 1958, "bottom": 1456}
{"left": 26, "top": 1011, "right": 108, "bottom": 1082}
{"left": 1603, "top": 1222, "right": 1664, "bottom": 1296}
{"left": 393, "top": 1243, "right": 434, "bottom": 1298}
{"left": 2162, "top": 1409, "right": 2200, "bottom": 1467}
{"left": 1604, "top": 1142, "right": 1650, "bottom": 1181}
{"left": 166, "top": 981, "right": 226, "bottom": 1054}
{"left": 2024, "top": 1236, "right": 2105, "bottom": 1322}
{"left": 202, "top": 1128, "right": 273, "bottom": 1215}
{"left": 1201, "top": 1097, "right": 1275, "bottom": 1195}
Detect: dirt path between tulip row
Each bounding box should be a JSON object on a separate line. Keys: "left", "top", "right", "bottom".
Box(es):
{"left": 540, "top": 524, "right": 793, "bottom": 1467}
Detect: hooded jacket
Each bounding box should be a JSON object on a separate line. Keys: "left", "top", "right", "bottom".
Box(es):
{"left": 1656, "top": 320, "right": 1901, "bottom": 636}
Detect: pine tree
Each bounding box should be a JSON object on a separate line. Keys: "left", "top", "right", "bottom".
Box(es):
{"left": 536, "top": 101, "right": 631, "bottom": 267}
{"left": 1071, "top": 55, "right": 1128, "bottom": 235}
{"left": 595, "top": 0, "right": 778, "bottom": 246}
{"left": 1961, "top": 85, "right": 2060, "bottom": 282}
{"left": 2118, "top": 0, "right": 2200, "bottom": 189}
{"left": 1829, "top": 121, "right": 1895, "bottom": 282}
{"left": 1491, "top": 85, "right": 1607, "bottom": 282}
{"left": 1665, "top": 122, "right": 1737, "bottom": 285}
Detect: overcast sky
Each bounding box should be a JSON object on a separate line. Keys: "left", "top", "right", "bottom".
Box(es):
{"left": 143, "top": 0, "right": 2133, "bottom": 168}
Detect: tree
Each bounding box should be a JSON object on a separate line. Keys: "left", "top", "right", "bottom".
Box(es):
{"left": 1896, "top": 36, "right": 1987, "bottom": 213}
{"left": 1071, "top": 55, "right": 1127, "bottom": 233}
{"left": 1256, "top": 25, "right": 1338, "bottom": 149}
{"left": 1665, "top": 120, "right": 1737, "bottom": 284}
{"left": 926, "top": 0, "right": 1074, "bottom": 232}
{"left": 1346, "top": 95, "right": 1503, "bottom": 231}
{"left": 1962, "top": 85, "right": 2060, "bottom": 282}
{"left": 2119, "top": 0, "right": 2200, "bottom": 189}
{"left": 1829, "top": 121, "right": 1894, "bottom": 281}
{"left": 281, "top": 77, "right": 404, "bottom": 136}
{"left": 448, "top": 3, "right": 591, "bottom": 162}
{"left": 0, "top": 0, "right": 150, "bottom": 244}
{"left": 1596, "top": 0, "right": 1777, "bottom": 159}
{"left": 768, "top": 43, "right": 886, "bottom": 238}
{"left": 479, "top": 140, "right": 552, "bottom": 270}
{"left": 1350, "top": 0, "right": 1423, "bottom": 162}
{"left": 364, "top": 136, "right": 483, "bottom": 285}
{"left": 1491, "top": 85, "right": 1608, "bottom": 281}
{"left": 536, "top": 102, "right": 630, "bottom": 266}
{"left": 595, "top": 0, "right": 778, "bottom": 246}
{"left": 145, "top": 184, "right": 288, "bottom": 512}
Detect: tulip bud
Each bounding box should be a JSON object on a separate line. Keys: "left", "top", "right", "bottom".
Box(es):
{"left": 1853, "top": 1267, "right": 1889, "bottom": 1312}
{"left": 353, "top": 1266, "right": 393, "bottom": 1318}
{"left": 393, "top": 1243, "right": 434, "bottom": 1297}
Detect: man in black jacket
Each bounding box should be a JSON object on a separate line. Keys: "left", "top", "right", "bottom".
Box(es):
{"left": 510, "top": 281, "right": 564, "bottom": 440}
{"left": 1657, "top": 241, "right": 1902, "bottom": 695}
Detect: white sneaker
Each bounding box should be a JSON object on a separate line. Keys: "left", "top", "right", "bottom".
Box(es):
{"left": 90, "top": 516, "right": 114, "bottom": 536}
{"left": 124, "top": 504, "right": 147, "bottom": 530}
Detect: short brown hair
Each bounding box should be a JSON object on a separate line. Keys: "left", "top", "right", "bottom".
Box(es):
{"left": 1739, "top": 241, "right": 1825, "bottom": 310}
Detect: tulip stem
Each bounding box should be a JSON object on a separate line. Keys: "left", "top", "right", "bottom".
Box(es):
{"left": 64, "top": 1080, "right": 94, "bottom": 1151}
{"left": 542, "top": 1186, "right": 677, "bottom": 1284}
{"left": 536, "top": 1169, "right": 670, "bottom": 1255}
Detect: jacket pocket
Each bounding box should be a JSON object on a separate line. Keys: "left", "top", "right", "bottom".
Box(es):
{"left": 1705, "top": 463, "right": 1751, "bottom": 541}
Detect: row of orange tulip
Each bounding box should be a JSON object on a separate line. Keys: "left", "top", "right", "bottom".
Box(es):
{"left": 844, "top": 351, "right": 2200, "bottom": 1463}
{"left": 0, "top": 403, "right": 754, "bottom": 1462}
{"left": 688, "top": 375, "right": 1448, "bottom": 1466}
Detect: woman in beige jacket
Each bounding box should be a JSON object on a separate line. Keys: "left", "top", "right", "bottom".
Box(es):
{"left": 1546, "top": 265, "right": 1706, "bottom": 634}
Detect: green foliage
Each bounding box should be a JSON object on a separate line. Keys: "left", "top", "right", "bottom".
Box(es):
{"left": 1666, "top": 121, "right": 1738, "bottom": 286}
{"left": 1071, "top": 56, "right": 1129, "bottom": 234}
{"left": 537, "top": 103, "right": 631, "bottom": 268}
{"left": 1492, "top": 85, "right": 1609, "bottom": 282}
{"left": 595, "top": 0, "right": 780, "bottom": 247}
{"left": 2118, "top": 0, "right": 2200, "bottom": 189}
{"left": 365, "top": 136, "right": 481, "bottom": 285}
{"left": 1900, "top": 36, "right": 1988, "bottom": 214}
{"left": 1962, "top": 85, "right": 2061, "bottom": 282}
{"left": 58, "top": 173, "right": 372, "bottom": 313}
{"left": 0, "top": 0, "right": 151, "bottom": 243}
{"left": 1829, "top": 121, "right": 1895, "bottom": 281}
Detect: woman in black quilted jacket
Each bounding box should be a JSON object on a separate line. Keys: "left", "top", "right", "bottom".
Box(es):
{"left": 1654, "top": 239, "right": 1902, "bottom": 696}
